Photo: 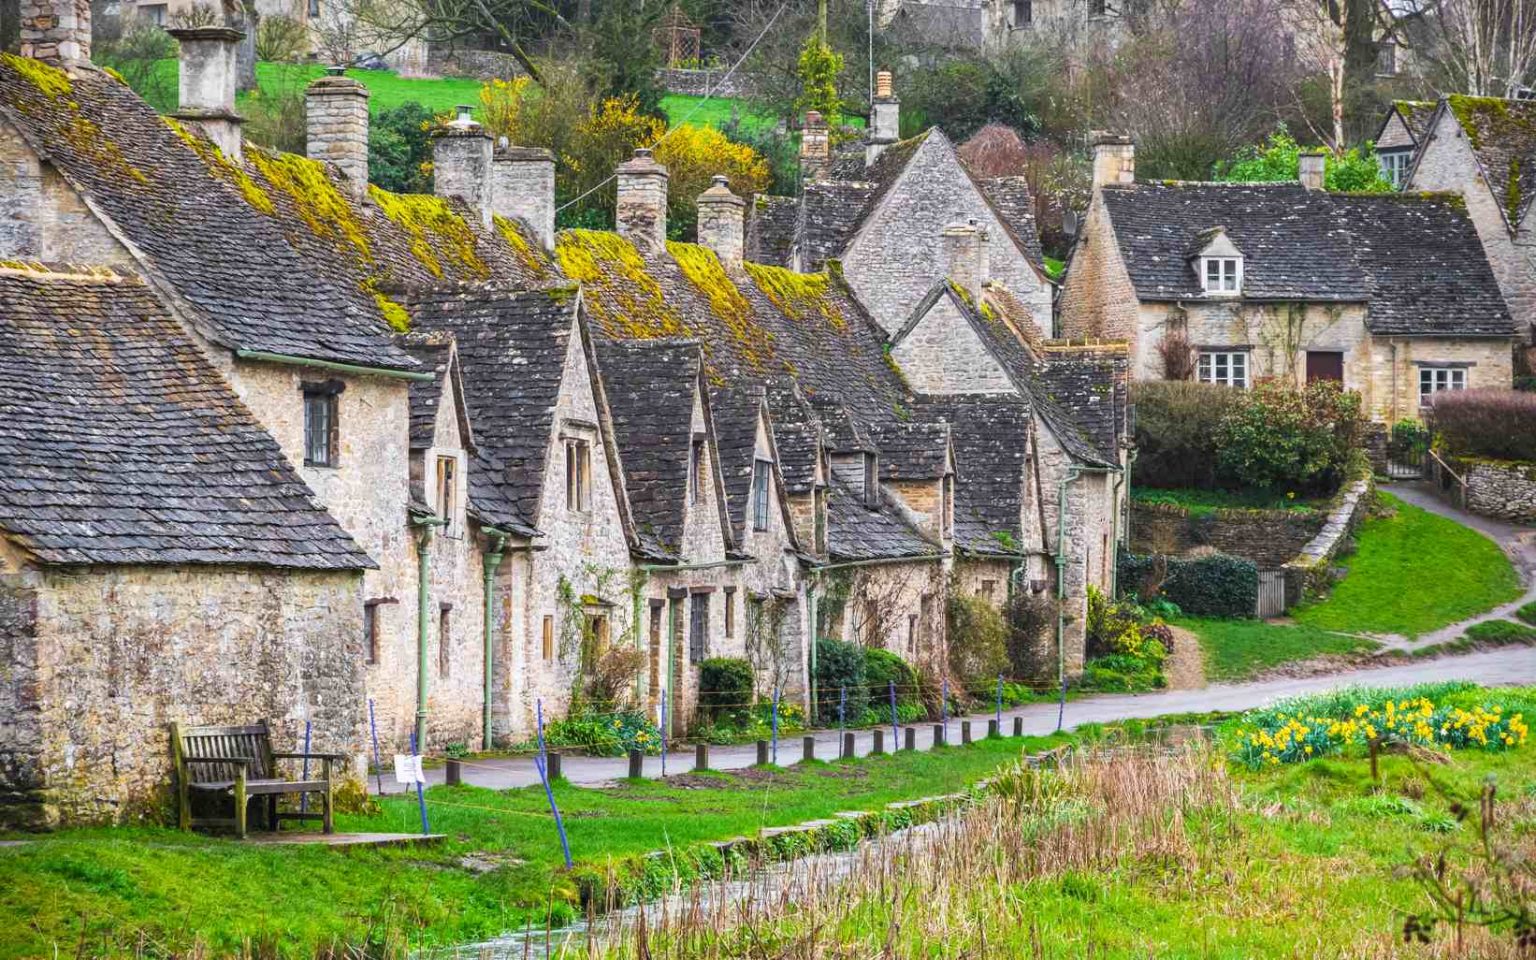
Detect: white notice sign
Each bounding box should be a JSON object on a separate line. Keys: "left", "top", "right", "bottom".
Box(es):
{"left": 393, "top": 754, "right": 425, "bottom": 785}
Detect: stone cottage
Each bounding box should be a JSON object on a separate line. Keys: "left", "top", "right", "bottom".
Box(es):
{"left": 0, "top": 263, "right": 372, "bottom": 828}
{"left": 1059, "top": 136, "right": 1518, "bottom": 423}
{"left": 1374, "top": 99, "right": 1438, "bottom": 189}
{"left": 1397, "top": 96, "right": 1536, "bottom": 345}
{"left": 746, "top": 72, "right": 1055, "bottom": 340}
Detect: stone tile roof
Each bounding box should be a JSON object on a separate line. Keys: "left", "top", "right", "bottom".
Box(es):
{"left": 797, "top": 180, "right": 876, "bottom": 270}
{"left": 825, "top": 459, "right": 941, "bottom": 562}
{"left": 764, "top": 380, "right": 823, "bottom": 495}
{"left": 1099, "top": 182, "right": 1514, "bottom": 337}
{"left": 397, "top": 332, "right": 474, "bottom": 451}
{"left": 0, "top": 265, "right": 373, "bottom": 569}
{"left": 745, "top": 194, "right": 799, "bottom": 268}
{"left": 401, "top": 286, "right": 579, "bottom": 536}
{"left": 0, "top": 56, "right": 560, "bottom": 371}
{"left": 708, "top": 383, "right": 768, "bottom": 544}
{"left": 594, "top": 339, "right": 708, "bottom": 560}
{"left": 807, "top": 394, "right": 877, "bottom": 454}
{"left": 1037, "top": 343, "right": 1128, "bottom": 465}
{"left": 973, "top": 175, "right": 1047, "bottom": 270}
{"left": 1383, "top": 99, "right": 1437, "bottom": 145}
{"left": 915, "top": 394, "right": 1032, "bottom": 556}
{"left": 1444, "top": 95, "right": 1536, "bottom": 231}
{"left": 554, "top": 232, "right": 908, "bottom": 424}
{"left": 866, "top": 421, "right": 951, "bottom": 480}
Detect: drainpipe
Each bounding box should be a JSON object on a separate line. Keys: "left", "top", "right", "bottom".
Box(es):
{"left": 1054, "top": 465, "right": 1116, "bottom": 732}
{"left": 412, "top": 516, "right": 445, "bottom": 751}
{"left": 481, "top": 529, "right": 509, "bottom": 751}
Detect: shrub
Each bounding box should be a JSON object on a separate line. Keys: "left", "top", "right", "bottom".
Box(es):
{"left": 815, "top": 636, "right": 867, "bottom": 724}
{"left": 1216, "top": 129, "right": 1393, "bottom": 192}
{"left": 369, "top": 102, "right": 437, "bottom": 194}
{"left": 864, "top": 648, "right": 922, "bottom": 709}
{"left": 584, "top": 644, "right": 645, "bottom": 709}
{"left": 1130, "top": 380, "right": 1240, "bottom": 488}
{"left": 1003, "top": 591, "right": 1057, "bottom": 681}
{"left": 1428, "top": 389, "right": 1536, "bottom": 463}
{"left": 546, "top": 710, "right": 662, "bottom": 757}
{"left": 1119, "top": 552, "right": 1258, "bottom": 618}
{"left": 650, "top": 124, "right": 772, "bottom": 240}
{"left": 1216, "top": 379, "right": 1363, "bottom": 496}
{"left": 946, "top": 593, "right": 1010, "bottom": 688}
{"left": 1517, "top": 601, "right": 1536, "bottom": 627}
{"left": 1081, "top": 587, "right": 1168, "bottom": 693}
{"left": 1387, "top": 419, "right": 1430, "bottom": 464}
{"left": 698, "top": 658, "right": 755, "bottom": 721}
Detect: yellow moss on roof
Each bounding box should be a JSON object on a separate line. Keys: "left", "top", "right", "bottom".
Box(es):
{"left": 360, "top": 280, "right": 411, "bottom": 332}
{"left": 247, "top": 146, "right": 373, "bottom": 267}
{"left": 667, "top": 241, "right": 772, "bottom": 372}
{"left": 164, "top": 117, "right": 275, "bottom": 215}
{"left": 2, "top": 52, "right": 73, "bottom": 101}
{"left": 743, "top": 262, "right": 846, "bottom": 330}
{"left": 554, "top": 229, "right": 686, "bottom": 340}
{"left": 369, "top": 186, "right": 489, "bottom": 280}
{"left": 493, "top": 215, "right": 552, "bottom": 281}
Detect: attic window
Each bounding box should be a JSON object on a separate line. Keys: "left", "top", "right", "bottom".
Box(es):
{"left": 1202, "top": 257, "right": 1241, "bottom": 295}
{"left": 1379, "top": 150, "right": 1411, "bottom": 189}
{"left": 435, "top": 455, "right": 457, "bottom": 535}
{"left": 691, "top": 436, "right": 707, "bottom": 505}
{"left": 565, "top": 438, "right": 592, "bottom": 513}
{"left": 302, "top": 383, "right": 342, "bottom": 468}
{"left": 863, "top": 453, "right": 879, "bottom": 507}
{"left": 752, "top": 459, "right": 772, "bottom": 531}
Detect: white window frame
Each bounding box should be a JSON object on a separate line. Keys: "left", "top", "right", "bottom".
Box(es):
{"left": 751, "top": 458, "right": 772, "bottom": 532}
{"left": 1202, "top": 257, "right": 1242, "bottom": 295}
{"left": 1197, "top": 350, "right": 1250, "bottom": 388}
{"left": 1379, "top": 150, "right": 1411, "bottom": 189}
{"left": 1418, "top": 366, "right": 1467, "bottom": 405}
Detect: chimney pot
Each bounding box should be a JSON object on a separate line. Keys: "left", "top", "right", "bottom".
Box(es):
{"left": 616, "top": 147, "right": 669, "bottom": 250}
{"left": 306, "top": 70, "right": 370, "bottom": 201}
{"left": 168, "top": 26, "right": 246, "bottom": 162}
{"left": 697, "top": 174, "right": 746, "bottom": 266}
{"left": 492, "top": 142, "right": 557, "bottom": 251}
{"left": 1091, "top": 133, "right": 1135, "bottom": 190}
{"left": 875, "top": 70, "right": 893, "bottom": 99}
{"left": 1298, "top": 150, "right": 1327, "bottom": 191}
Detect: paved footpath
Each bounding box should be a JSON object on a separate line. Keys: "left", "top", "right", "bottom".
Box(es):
{"left": 397, "top": 646, "right": 1536, "bottom": 792}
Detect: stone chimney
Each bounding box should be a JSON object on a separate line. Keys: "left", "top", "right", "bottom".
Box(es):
{"left": 615, "top": 147, "right": 669, "bottom": 251}
{"left": 168, "top": 27, "right": 246, "bottom": 162}
{"left": 942, "top": 220, "right": 990, "bottom": 302}
{"left": 1091, "top": 132, "right": 1135, "bottom": 189}
{"left": 19, "top": 0, "right": 90, "bottom": 62}
{"left": 800, "top": 110, "right": 830, "bottom": 184}
{"left": 696, "top": 175, "right": 745, "bottom": 267}
{"left": 866, "top": 70, "right": 900, "bottom": 166}
{"left": 492, "top": 141, "right": 556, "bottom": 251}
{"left": 1298, "top": 150, "right": 1326, "bottom": 191}
{"left": 432, "top": 105, "right": 494, "bottom": 228}
{"left": 306, "top": 68, "right": 370, "bottom": 201}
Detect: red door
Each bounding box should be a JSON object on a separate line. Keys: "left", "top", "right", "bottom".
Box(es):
{"left": 1306, "top": 351, "right": 1344, "bottom": 383}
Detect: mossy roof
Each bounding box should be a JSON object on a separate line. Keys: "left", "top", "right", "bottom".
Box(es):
{"left": 1391, "top": 100, "right": 1439, "bottom": 143}
{"left": 1444, "top": 95, "right": 1536, "bottom": 231}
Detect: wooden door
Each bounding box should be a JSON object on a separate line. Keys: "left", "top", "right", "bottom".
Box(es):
{"left": 1306, "top": 351, "right": 1344, "bottom": 383}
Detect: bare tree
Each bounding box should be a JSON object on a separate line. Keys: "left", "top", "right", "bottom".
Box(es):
{"left": 1404, "top": 0, "right": 1536, "bottom": 95}
{"left": 1283, "top": 0, "right": 1390, "bottom": 149}
{"left": 308, "top": 0, "right": 570, "bottom": 81}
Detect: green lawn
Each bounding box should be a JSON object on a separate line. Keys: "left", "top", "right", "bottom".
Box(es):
{"left": 1131, "top": 486, "right": 1323, "bottom": 516}
{"left": 1291, "top": 492, "right": 1520, "bottom": 637}
{"left": 1178, "top": 617, "right": 1380, "bottom": 682}
{"left": 0, "top": 733, "right": 1065, "bottom": 959}
{"left": 123, "top": 60, "right": 771, "bottom": 130}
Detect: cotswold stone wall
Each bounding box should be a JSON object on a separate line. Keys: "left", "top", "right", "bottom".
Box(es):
{"left": 1462, "top": 460, "right": 1536, "bottom": 522}
{"left": 1283, "top": 478, "right": 1373, "bottom": 602}
{"left": 655, "top": 68, "right": 763, "bottom": 98}
{"left": 891, "top": 294, "right": 1017, "bottom": 395}
{"left": 0, "top": 565, "right": 364, "bottom": 829}
{"left": 1130, "top": 502, "right": 1326, "bottom": 570}
{"left": 1058, "top": 191, "right": 1141, "bottom": 343}
{"left": 426, "top": 46, "right": 526, "bottom": 80}
{"left": 0, "top": 117, "right": 131, "bottom": 266}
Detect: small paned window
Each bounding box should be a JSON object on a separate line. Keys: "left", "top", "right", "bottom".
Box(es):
{"left": 691, "top": 438, "right": 707, "bottom": 504}
{"left": 303, "top": 388, "right": 339, "bottom": 467}
{"left": 724, "top": 587, "right": 736, "bottom": 638}
{"left": 1380, "top": 150, "right": 1411, "bottom": 189}
{"left": 1197, "top": 351, "right": 1249, "bottom": 388}
{"left": 541, "top": 615, "right": 555, "bottom": 661}
{"left": 1419, "top": 366, "right": 1467, "bottom": 404}
{"left": 752, "top": 459, "right": 772, "bottom": 531}
{"left": 565, "top": 438, "right": 591, "bottom": 513}
{"left": 438, "top": 604, "right": 452, "bottom": 678}
{"left": 980, "top": 580, "right": 997, "bottom": 601}
{"left": 1012, "top": 0, "right": 1031, "bottom": 24}
{"left": 1202, "top": 257, "right": 1241, "bottom": 294}
{"left": 435, "top": 455, "right": 457, "bottom": 534}
{"left": 689, "top": 592, "right": 710, "bottom": 663}
{"left": 363, "top": 600, "right": 385, "bottom": 664}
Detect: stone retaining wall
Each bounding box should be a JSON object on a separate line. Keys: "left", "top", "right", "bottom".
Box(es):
{"left": 1282, "top": 477, "right": 1374, "bottom": 603}
{"left": 1462, "top": 460, "right": 1536, "bottom": 522}
{"left": 1130, "top": 502, "right": 1325, "bottom": 570}
{"left": 425, "top": 46, "right": 526, "bottom": 81}
{"left": 655, "top": 67, "right": 763, "bottom": 98}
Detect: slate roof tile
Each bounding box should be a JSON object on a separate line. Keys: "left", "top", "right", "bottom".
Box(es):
{"left": 763, "top": 380, "right": 823, "bottom": 495}
{"left": 745, "top": 194, "right": 799, "bottom": 268}
{"left": 915, "top": 394, "right": 1031, "bottom": 555}
{"left": 866, "top": 421, "right": 950, "bottom": 480}
{"left": 0, "top": 266, "right": 373, "bottom": 569}
{"left": 708, "top": 383, "right": 768, "bottom": 543}
{"left": 1445, "top": 95, "right": 1536, "bottom": 231}
{"left": 825, "top": 459, "right": 941, "bottom": 563}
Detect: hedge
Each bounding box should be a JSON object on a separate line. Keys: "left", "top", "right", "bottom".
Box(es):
{"left": 814, "top": 636, "right": 868, "bottom": 724}
{"left": 864, "top": 648, "right": 921, "bottom": 708}
{"left": 1130, "top": 380, "right": 1238, "bottom": 489}
{"left": 698, "top": 658, "right": 755, "bottom": 720}
{"left": 1119, "top": 552, "right": 1258, "bottom": 618}
{"left": 1428, "top": 389, "right": 1536, "bottom": 463}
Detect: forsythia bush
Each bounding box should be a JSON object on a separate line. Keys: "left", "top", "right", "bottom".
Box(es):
{"left": 1236, "top": 696, "right": 1528, "bottom": 768}
{"left": 651, "top": 123, "right": 772, "bottom": 220}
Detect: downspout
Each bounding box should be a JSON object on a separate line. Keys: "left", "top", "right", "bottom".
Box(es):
{"left": 412, "top": 516, "right": 444, "bottom": 751}
{"left": 481, "top": 529, "right": 509, "bottom": 751}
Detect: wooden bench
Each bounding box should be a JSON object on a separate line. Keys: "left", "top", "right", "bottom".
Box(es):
{"left": 171, "top": 721, "right": 342, "bottom": 838}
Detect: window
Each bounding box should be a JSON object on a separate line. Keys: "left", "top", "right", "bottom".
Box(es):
{"left": 1012, "top": 0, "right": 1031, "bottom": 24}
{"left": 941, "top": 475, "right": 954, "bottom": 539}
{"left": 302, "top": 384, "right": 340, "bottom": 467}
{"left": 438, "top": 604, "right": 452, "bottom": 677}
{"left": 1419, "top": 366, "right": 1467, "bottom": 404}
{"left": 980, "top": 579, "right": 997, "bottom": 601}
{"left": 140, "top": 3, "right": 166, "bottom": 24}
{"left": 863, "top": 453, "right": 879, "bottom": 506}
{"left": 363, "top": 600, "right": 385, "bottom": 664}
{"left": 1376, "top": 39, "right": 1397, "bottom": 77}
{"left": 307, "top": 0, "right": 319, "bottom": 16}
{"left": 1379, "top": 150, "right": 1411, "bottom": 189}
{"left": 752, "top": 459, "right": 772, "bottom": 531}
{"left": 690, "top": 437, "right": 707, "bottom": 504}
{"left": 1088, "top": 0, "right": 1106, "bottom": 15}
{"left": 1197, "top": 351, "right": 1249, "bottom": 388}
{"left": 688, "top": 591, "right": 710, "bottom": 663}
{"left": 583, "top": 611, "right": 610, "bottom": 664}
{"left": 907, "top": 614, "right": 918, "bottom": 654}
{"left": 435, "top": 455, "right": 457, "bottom": 534}
{"left": 724, "top": 587, "right": 736, "bottom": 638}
{"left": 813, "top": 488, "right": 827, "bottom": 553}
{"left": 541, "top": 615, "right": 554, "bottom": 661}
{"left": 565, "top": 438, "right": 591, "bottom": 512}
{"left": 1202, "top": 257, "right": 1241, "bottom": 294}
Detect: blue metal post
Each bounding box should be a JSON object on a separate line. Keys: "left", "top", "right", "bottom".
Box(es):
{"left": 771, "top": 687, "right": 780, "bottom": 765}
{"left": 838, "top": 685, "right": 846, "bottom": 731}
{"left": 409, "top": 731, "right": 429, "bottom": 836}
{"left": 535, "top": 699, "right": 573, "bottom": 869}
{"left": 299, "top": 718, "right": 313, "bottom": 813}
{"left": 660, "top": 689, "right": 668, "bottom": 778}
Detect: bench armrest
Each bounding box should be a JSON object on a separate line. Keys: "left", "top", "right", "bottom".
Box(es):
{"left": 272, "top": 752, "right": 347, "bottom": 762}
{"left": 184, "top": 756, "right": 253, "bottom": 766}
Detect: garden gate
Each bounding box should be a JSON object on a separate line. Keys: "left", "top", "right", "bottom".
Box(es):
{"left": 1255, "top": 570, "right": 1287, "bottom": 618}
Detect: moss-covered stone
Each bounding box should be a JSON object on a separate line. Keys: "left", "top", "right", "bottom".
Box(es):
{"left": 554, "top": 229, "right": 686, "bottom": 340}
{"left": 247, "top": 146, "right": 374, "bottom": 266}
{"left": 164, "top": 117, "right": 275, "bottom": 215}
{"left": 369, "top": 186, "right": 488, "bottom": 280}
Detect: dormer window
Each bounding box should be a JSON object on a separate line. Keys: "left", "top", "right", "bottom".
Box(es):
{"left": 1203, "top": 257, "right": 1241, "bottom": 294}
